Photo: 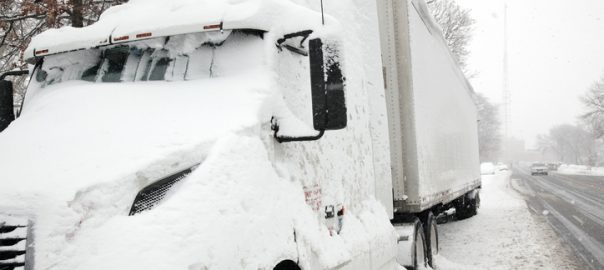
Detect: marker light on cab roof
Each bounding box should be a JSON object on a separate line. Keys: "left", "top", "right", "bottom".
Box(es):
{"left": 135, "top": 32, "right": 153, "bottom": 39}
{"left": 113, "top": 35, "right": 130, "bottom": 42}
{"left": 35, "top": 49, "right": 49, "bottom": 56}
{"left": 203, "top": 23, "right": 221, "bottom": 30}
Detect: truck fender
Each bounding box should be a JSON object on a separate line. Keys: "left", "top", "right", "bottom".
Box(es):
{"left": 393, "top": 218, "right": 427, "bottom": 269}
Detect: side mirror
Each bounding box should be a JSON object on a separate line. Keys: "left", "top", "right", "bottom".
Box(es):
{"left": 309, "top": 38, "right": 347, "bottom": 131}
{"left": 0, "top": 80, "right": 15, "bottom": 132}
{"left": 272, "top": 36, "right": 347, "bottom": 143}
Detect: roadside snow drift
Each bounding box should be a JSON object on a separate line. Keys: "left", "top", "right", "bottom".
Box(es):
{"left": 557, "top": 164, "right": 604, "bottom": 177}
{"left": 438, "top": 171, "right": 580, "bottom": 269}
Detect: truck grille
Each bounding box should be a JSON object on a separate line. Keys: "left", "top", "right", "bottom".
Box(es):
{"left": 0, "top": 216, "right": 31, "bottom": 270}
{"left": 129, "top": 167, "right": 193, "bottom": 216}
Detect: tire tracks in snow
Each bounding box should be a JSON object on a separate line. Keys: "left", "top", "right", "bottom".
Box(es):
{"left": 513, "top": 168, "right": 604, "bottom": 270}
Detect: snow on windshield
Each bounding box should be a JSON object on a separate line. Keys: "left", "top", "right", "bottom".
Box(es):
{"left": 33, "top": 30, "right": 261, "bottom": 88}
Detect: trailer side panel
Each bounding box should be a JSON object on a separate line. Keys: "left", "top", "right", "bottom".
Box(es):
{"left": 402, "top": 0, "right": 481, "bottom": 212}
{"left": 378, "top": 0, "right": 481, "bottom": 213}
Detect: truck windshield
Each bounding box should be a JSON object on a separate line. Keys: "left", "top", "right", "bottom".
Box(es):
{"left": 31, "top": 30, "right": 263, "bottom": 88}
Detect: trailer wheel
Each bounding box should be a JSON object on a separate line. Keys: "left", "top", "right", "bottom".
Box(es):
{"left": 412, "top": 219, "right": 428, "bottom": 270}
{"left": 405, "top": 218, "right": 427, "bottom": 270}
{"left": 455, "top": 191, "right": 479, "bottom": 220}
{"left": 423, "top": 212, "right": 439, "bottom": 268}
{"left": 273, "top": 260, "right": 301, "bottom": 270}
{"left": 395, "top": 218, "right": 428, "bottom": 270}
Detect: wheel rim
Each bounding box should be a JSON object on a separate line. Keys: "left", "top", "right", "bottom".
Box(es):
{"left": 416, "top": 228, "right": 426, "bottom": 267}
{"left": 430, "top": 223, "right": 438, "bottom": 256}
{"left": 475, "top": 193, "right": 481, "bottom": 209}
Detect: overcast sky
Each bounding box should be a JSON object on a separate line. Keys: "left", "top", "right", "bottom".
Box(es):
{"left": 456, "top": 0, "right": 604, "bottom": 148}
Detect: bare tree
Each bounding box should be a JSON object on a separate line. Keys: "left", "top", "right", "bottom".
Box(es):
{"left": 581, "top": 77, "right": 604, "bottom": 138}
{"left": 473, "top": 93, "right": 501, "bottom": 162}
{"left": 427, "top": 0, "right": 475, "bottom": 75}
{"left": 538, "top": 124, "right": 597, "bottom": 165}
{"left": 0, "top": 0, "right": 127, "bottom": 104}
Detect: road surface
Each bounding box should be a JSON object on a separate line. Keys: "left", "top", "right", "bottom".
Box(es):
{"left": 513, "top": 167, "right": 604, "bottom": 270}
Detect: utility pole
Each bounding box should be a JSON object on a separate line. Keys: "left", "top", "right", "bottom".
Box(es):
{"left": 502, "top": 1, "right": 511, "bottom": 162}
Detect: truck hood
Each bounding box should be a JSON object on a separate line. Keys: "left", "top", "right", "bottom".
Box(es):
{"left": 0, "top": 71, "right": 360, "bottom": 270}
{"left": 0, "top": 72, "right": 358, "bottom": 270}
{"left": 0, "top": 71, "right": 271, "bottom": 206}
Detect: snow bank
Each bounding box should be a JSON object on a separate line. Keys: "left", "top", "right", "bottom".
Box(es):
{"left": 437, "top": 171, "right": 579, "bottom": 269}
{"left": 557, "top": 164, "right": 604, "bottom": 176}
{"left": 52, "top": 134, "right": 344, "bottom": 269}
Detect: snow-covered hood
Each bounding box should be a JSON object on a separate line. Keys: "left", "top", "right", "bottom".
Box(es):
{"left": 0, "top": 71, "right": 365, "bottom": 270}
{"left": 0, "top": 71, "right": 271, "bottom": 207}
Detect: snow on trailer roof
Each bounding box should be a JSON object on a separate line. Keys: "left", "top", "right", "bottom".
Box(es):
{"left": 409, "top": 0, "right": 477, "bottom": 99}
{"left": 24, "top": 0, "right": 328, "bottom": 63}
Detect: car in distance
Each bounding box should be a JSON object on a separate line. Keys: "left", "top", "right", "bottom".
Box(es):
{"left": 546, "top": 162, "right": 561, "bottom": 171}
{"left": 530, "top": 162, "right": 549, "bottom": 176}
{"left": 481, "top": 162, "right": 496, "bottom": 175}
{"left": 495, "top": 162, "right": 509, "bottom": 172}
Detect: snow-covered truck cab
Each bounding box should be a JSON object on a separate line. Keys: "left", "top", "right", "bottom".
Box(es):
{"left": 22, "top": 27, "right": 346, "bottom": 141}
{"left": 0, "top": 0, "right": 480, "bottom": 269}
{"left": 0, "top": 1, "right": 405, "bottom": 270}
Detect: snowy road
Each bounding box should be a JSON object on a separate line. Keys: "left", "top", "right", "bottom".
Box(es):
{"left": 514, "top": 167, "right": 604, "bottom": 270}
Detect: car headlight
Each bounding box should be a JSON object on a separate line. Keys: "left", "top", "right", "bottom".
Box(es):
{"left": 129, "top": 165, "right": 197, "bottom": 216}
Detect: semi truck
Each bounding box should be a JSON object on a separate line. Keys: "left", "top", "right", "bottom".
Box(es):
{"left": 0, "top": 0, "right": 480, "bottom": 269}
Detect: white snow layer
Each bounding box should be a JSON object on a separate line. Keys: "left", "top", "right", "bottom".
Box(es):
{"left": 1, "top": 0, "right": 400, "bottom": 269}
{"left": 24, "top": 0, "right": 329, "bottom": 61}
{"left": 557, "top": 164, "right": 604, "bottom": 177}
{"left": 437, "top": 171, "right": 580, "bottom": 269}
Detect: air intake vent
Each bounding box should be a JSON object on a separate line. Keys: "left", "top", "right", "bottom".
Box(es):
{"left": 0, "top": 216, "right": 31, "bottom": 270}
{"left": 129, "top": 167, "right": 193, "bottom": 216}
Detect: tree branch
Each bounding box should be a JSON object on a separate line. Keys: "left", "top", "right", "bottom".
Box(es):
{"left": 0, "top": 13, "right": 46, "bottom": 23}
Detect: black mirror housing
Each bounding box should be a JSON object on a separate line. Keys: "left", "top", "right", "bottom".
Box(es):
{"left": 309, "top": 38, "right": 347, "bottom": 131}
{"left": 272, "top": 36, "right": 346, "bottom": 143}
{"left": 0, "top": 80, "right": 15, "bottom": 132}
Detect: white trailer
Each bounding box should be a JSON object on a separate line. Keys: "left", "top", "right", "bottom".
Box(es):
{"left": 377, "top": 0, "right": 481, "bottom": 215}
{"left": 0, "top": 0, "right": 479, "bottom": 269}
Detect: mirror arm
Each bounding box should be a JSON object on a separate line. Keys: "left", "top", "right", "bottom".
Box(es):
{"left": 274, "top": 128, "right": 325, "bottom": 143}
{"left": 271, "top": 118, "right": 325, "bottom": 143}
{"left": 276, "top": 30, "right": 313, "bottom": 55}
{"left": 0, "top": 70, "right": 29, "bottom": 80}
{"left": 282, "top": 44, "right": 309, "bottom": 56}
{"left": 276, "top": 30, "right": 313, "bottom": 46}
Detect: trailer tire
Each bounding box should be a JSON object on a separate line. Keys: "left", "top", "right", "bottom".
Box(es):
{"left": 273, "top": 260, "right": 301, "bottom": 270}
{"left": 423, "top": 212, "right": 439, "bottom": 268}
{"left": 455, "top": 191, "right": 479, "bottom": 220}
{"left": 403, "top": 218, "right": 428, "bottom": 270}
{"left": 413, "top": 219, "right": 428, "bottom": 270}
